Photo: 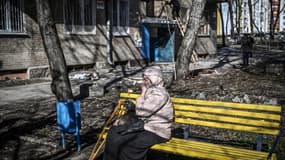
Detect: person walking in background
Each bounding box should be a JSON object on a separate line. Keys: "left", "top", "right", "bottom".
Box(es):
{"left": 241, "top": 33, "right": 254, "bottom": 66}
{"left": 248, "top": 35, "right": 255, "bottom": 58}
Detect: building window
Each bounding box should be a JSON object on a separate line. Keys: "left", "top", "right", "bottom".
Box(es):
{"left": 0, "top": 0, "right": 24, "bottom": 34}
{"left": 63, "top": 0, "right": 96, "bottom": 34}
{"left": 113, "top": 0, "right": 129, "bottom": 36}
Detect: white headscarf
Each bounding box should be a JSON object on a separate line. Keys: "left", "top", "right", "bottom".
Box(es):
{"left": 143, "top": 66, "right": 164, "bottom": 87}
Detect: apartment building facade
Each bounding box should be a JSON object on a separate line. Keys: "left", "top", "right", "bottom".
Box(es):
{"left": 219, "top": 0, "right": 284, "bottom": 35}
{"left": 0, "top": 0, "right": 219, "bottom": 77}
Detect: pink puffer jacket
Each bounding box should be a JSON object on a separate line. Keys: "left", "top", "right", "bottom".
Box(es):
{"left": 136, "top": 66, "right": 174, "bottom": 139}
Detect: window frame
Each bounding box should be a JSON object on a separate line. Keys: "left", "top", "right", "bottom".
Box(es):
{"left": 63, "top": 0, "right": 96, "bottom": 35}
{"left": 0, "top": 0, "right": 25, "bottom": 35}
{"left": 198, "top": 10, "right": 210, "bottom": 36}
{"left": 112, "top": 0, "right": 129, "bottom": 36}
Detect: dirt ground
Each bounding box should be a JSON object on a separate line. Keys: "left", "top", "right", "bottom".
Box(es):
{"left": 0, "top": 46, "right": 285, "bottom": 160}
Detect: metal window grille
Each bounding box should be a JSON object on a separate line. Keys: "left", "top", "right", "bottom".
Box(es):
{"left": 113, "top": 0, "right": 129, "bottom": 35}
{"left": 0, "top": 0, "right": 24, "bottom": 33}
{"left": 64, "top": 0, "right": 96, "bottom": 34}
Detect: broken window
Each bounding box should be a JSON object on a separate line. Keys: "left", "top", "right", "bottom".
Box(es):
{"left": 113, "top": 0, "right": 129, "bottom": 36}
{"left": 0, "top": 0, "right": 24, "bottom": 34}
{"left": 64, "top": 0, "right": 96, "bottom": 34}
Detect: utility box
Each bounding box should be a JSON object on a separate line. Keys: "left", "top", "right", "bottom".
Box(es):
{"left": 56, "top": 100, "right": 81, "bottom": 152}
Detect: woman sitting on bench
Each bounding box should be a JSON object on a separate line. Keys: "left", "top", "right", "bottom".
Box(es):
{"left": 103, "top": 66, "right": 174, "bottom": 160}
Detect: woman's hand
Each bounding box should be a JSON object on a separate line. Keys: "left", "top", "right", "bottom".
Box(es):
{"left": 141, "top": 77, "right": 151, "bottom": 96}
{"left": 141, "top": 83, "right": 147, "bottom": 97}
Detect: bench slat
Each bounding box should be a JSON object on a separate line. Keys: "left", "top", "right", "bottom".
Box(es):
{"left": 161, "top": 142, "right": 265, "bottom": 158}
{"left": 166, "top": 138, "right": 267, "bottom": 155}
{"left": 171, "top": 97, "right": 281, "bottom": 112}
{"left": 175, "top": 104, "right": 281, "bottom": 121}
{"left": 175, "top": 118, "right": 279, "bottom": 135}
{"left": 175, "top": 110, "right": 280, "bottom": 128}
{"left": 120, "top": 93, "right": 281, "bottom": 112}
{"left": 166, "top": 141, "right": 258, "bottom": 156}
{"left": 152, "top": 138, "right": 276, "bottom": 160}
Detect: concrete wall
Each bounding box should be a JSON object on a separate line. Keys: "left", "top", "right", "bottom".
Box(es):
{"left": 0, "top": 0, "right": 142, "bottom": 72}
{"left": 0, "top": 0, "right": 217, "bottom": 72}
{"left": 0, "top": 1, "right": 47, "bottom": 71}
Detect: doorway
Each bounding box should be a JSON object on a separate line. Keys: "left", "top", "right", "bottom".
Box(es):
{"left": 141, "top": 23, "right": 175, "bottom": 62}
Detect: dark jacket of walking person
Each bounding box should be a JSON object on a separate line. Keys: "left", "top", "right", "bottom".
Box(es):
{"left": 249, "top": 36, "right": 254, "bottom": 57}
{"left": 241, "top": 34, "right": 254, "bottom": 66}
{"left": 103, "top": 66, "right": 174, "bottom": 160}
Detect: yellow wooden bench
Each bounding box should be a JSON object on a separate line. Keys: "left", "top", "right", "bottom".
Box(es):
{"left": 89, "top": 92, "right": 282, "bottom": 160}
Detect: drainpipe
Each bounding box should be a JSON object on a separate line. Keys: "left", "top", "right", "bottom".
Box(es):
{"left": 107, "top": 0, "right": 114, "bottom": 66}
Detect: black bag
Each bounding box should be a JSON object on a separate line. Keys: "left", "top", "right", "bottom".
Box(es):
{"left": 115, "top": 99, "right": 145, "bottom": 135}
{"left": 118, "top": 119, "right": 145, "bottom": 135}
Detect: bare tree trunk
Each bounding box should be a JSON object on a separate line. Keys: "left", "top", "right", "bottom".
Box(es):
{"left": 269, "top": 0, "right": 274, "bottom": 38}
{"left": 36, "top": 0, "right": 73, "bottom": 101}
{"left": 228, "top": 0, "right": 235, "bottom": 37}
{"left": 248, "top": 0, "right": 260, "bottom": 33}
{"left": 236, "top": 0, "right": 242, "bottom": 35}
{"left": 248, "top": 0, "right": 254, "bottom": 33}
{"left": 176, "top": 0, "right": 206, "bottom": 79}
